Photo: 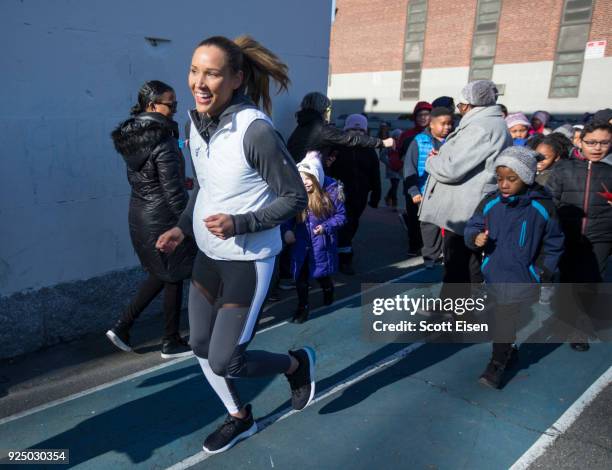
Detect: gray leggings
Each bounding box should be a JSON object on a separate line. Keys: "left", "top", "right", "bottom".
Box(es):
{"left": 188, "top": 252, "right": 291, "bottom": 413}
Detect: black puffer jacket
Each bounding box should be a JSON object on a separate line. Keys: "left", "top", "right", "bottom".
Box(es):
{"left": 546, "top": 155, "right": 612, "bottom": 244}
{"left": 111, "top": 113, "right": 196, "bottom": 282}
{"left": 287, "top": 109, "right": 383, "bottom": 163}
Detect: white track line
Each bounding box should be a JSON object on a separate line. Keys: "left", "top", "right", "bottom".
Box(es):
{"left": 510, "top": 365, "right": 612, "bottom": 470}
{"left": 166, "top": 342, "right": 425, "bottom": 470}
{"left": 0, "top": 266, "right": 426, "bottom": 425}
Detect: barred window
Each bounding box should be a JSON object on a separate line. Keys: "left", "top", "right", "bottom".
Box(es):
{"left": 400, "top": 0, "right": 428, "bottom": 100}
{"left": 549, "top": 0, "right": 593, "bottom": 98}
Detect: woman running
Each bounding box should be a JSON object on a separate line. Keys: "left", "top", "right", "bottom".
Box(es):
{"left": 156, "top": 36, "right": 315, "bottom": 454}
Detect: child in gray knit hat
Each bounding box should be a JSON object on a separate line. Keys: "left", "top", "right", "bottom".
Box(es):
{"left": 464, "top": 145, "right": 565, "bottom": 389}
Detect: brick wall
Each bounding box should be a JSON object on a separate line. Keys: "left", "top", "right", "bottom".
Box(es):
{"left": 423, "top": 0, "right": 477, "bottom": 68}
{"left": 590, "top": 0, "right": 612, "bottom": 56}
{"left": 495, "top": 0, "right": 564, "bottom": 64}
{"left": 330, "top": 0, "right": 408, "bottom": 74}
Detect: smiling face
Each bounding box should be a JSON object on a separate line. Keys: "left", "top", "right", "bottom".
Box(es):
{"left": 188, "top": 45, "right": 243, "bottom": 117}
{"left": 535, "top": 143, "right": 559, "bottom": 172}
{"left": 496, "top": 166, "right": 527, "bottom": 197}
{"left": 300, "top": 172, "right": 315, "bottom": 193}
{"left": 415, "top": 110, "right": 431, "bottom": 128}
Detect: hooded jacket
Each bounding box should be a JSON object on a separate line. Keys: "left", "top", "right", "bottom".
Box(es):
{"left": 286, "top": 108, "right": 384, "bottom": 163}
{"left": 283, "top": 177, "right": 347, "bottom": 279}
{"left": 419, "top": 105, "right": 513, "bottom": 234}
{"left": 465, "top": 185, "right": 565, "bottom": 303}
{"left": 111, "top": 112, "right": 196, "bottom": 282}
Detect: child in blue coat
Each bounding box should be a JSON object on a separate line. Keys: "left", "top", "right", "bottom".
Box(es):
{"left": 283, "top": 153, "right": 347, "bottom": 323}
{"left": 465, "top": 146, "right": 565, "bottom": 389}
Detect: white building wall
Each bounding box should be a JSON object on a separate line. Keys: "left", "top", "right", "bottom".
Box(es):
{"left": 329, "top": 57, "right": 612, "bottom": 115}
{"left": 0, "top": 0, "right": 332, "bottom": 296}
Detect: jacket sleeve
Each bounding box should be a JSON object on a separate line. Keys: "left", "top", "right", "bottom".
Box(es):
{"left": 464, "top": 196, "right": 489, "bottom": 250}
{"left": 322, "top": 189, "right": 347, "bottom": 233}
{"left": 177, "top": 125, "right": 198, "bottom": 238}
{"left": 534, "top": 204, "right": 565, "bottom": 282}
{"left": 155, "top": 140, "right": 188, "bottom": 220}
{"left": 368, "top": 150, "right": 382, "bottom": 207}
{"left": 403, "top": 139, "right": 421, "bottom": 198}
{"left": 232, "top": 120, "right": 308, "bottom": 235}
{"left": 544, "top": 164, "right": 563, "bottom": 206}
{"left": 426, "top": 126, "right": 493, "bottom": 184}
{"left": 319, "top": 125, "right": 383, "bottom": 149}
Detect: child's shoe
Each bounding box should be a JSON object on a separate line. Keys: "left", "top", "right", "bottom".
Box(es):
{"left": 291, "top": 305, "right": 310, "bottom": 324}
{"left": 478, "top": 360, "right": 506, "bottom": 389}
{"left": 323, "top": 285, "right": 334, "bottom": 306}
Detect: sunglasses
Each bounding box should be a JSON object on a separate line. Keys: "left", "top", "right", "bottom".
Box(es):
{"left": 156, "top": 101, "right": 178, "bottom": 113}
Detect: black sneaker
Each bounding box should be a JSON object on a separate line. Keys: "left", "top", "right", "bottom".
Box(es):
{"left": 285, "top": 347, "right": 316, "bottom": 410}
{"left": 267, "top": 288, "right": 281, "bottom": 302}
{"left": 323, "top": 285, "right": 334, "bottom": 306}
{"left": 478, "top": 360, "right": 506, "bottom": 389}
{"left": 570, "top": 342, "right": 590, "bottom": 352}
{"left": 291, "top": 305, "right": 310, "bottom": 324}
{"left": 202, "top": 404, "right": 258, "bottom": 454}
{"left": 105, "top": 320, "right": 132, "bottom": 352}
{"left": 161, "top": 335, "right": 194, "bottom": 359}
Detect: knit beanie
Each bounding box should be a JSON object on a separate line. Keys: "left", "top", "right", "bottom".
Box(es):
{"left": 457, "top": 80, "right": 498, "bottom": 106}
{"left": 344, "top": 113, "right": 368, "bottom": 131}
{"left": 532, "top": 111, "right": 551, "bottom": 126}
{"left": 495, "top": 146, "right": 539, "bottom": 185}
{"left": 505, "top": 112, "right": 530, "bottom": 129}
{"left": 297, "top": 154, "right": 325, "bottom": 186}
{"left": 592, "top": 108, "right": 612, "bottom": 124}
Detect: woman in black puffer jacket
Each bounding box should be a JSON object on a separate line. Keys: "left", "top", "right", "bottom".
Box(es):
{"left": 106, "top": 81, "right": 196, "bottom": 358}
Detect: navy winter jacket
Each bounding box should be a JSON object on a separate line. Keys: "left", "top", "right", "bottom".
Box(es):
{"left": 465, "top": 185, "right": 565, "bottom": 303}
{"left": 282, "top": 177, "right": 347, "bottom": 279}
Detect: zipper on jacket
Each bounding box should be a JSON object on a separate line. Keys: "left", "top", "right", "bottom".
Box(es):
{"left": 519, "top": 220, "right": 527, "bottom": 247}
{"left": 581, "top": 160, "right": 592, "bottom": 235}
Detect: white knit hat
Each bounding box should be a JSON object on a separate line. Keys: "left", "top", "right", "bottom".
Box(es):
{"left": 297, "top": 155, "right": 324, "bottom": 186}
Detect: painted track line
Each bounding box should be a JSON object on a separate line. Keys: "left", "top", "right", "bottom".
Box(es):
{"left": 0, "top": 266, "right": 425, "bottom": 425}
{"left": 166, "top": 342, "right": 425, "bottom": 470}
{"left": 510, "top": 365, "right": 612, "bottom": 470}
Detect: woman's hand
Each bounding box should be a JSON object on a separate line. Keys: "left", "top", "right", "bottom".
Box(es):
{"left": 382, "top": 138, "right": 395, "bottom": 149}
{"left": 313, "top": 225, "right": 325, "bottom": 235}
{"left": 412, "top": 194, "right": 423, "bottom": 204}
{"left": 284, "top": 230, "right": 296, "bottom": 245}
{"left": 156, "top": 227, "right": 185, "bottom": 253}
{"left": 205, "top": 214, "right": 235, "bottom": 239}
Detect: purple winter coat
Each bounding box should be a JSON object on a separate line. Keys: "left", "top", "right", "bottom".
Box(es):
{"left": 283, "top": 176, "right": 346, "bottom": 279}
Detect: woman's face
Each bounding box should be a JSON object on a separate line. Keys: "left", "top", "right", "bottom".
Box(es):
{"left": 535, "top": 143, "right": 559, "bottom": 172}
{"left": 189, "top": 45, "right": 243, "bottom": 116}
{"left": 147, "top": 91, "right": 176, "bottom": 119}
{"left": 415, "top": 110, "right": 431, "bottom": 128}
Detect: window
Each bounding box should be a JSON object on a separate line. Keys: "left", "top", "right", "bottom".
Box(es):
{"left": 468, "top": 0, "right": 502, "bottom": 82}
{"left": 549, "top": 0, "right": 593, "bottom": 98}
{"left": 400, "top": 0, "right": 428, "bottom": 100}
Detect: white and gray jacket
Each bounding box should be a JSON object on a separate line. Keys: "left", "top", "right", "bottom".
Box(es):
{"left": 178, "top": 95, "right": 307, "bottom": 261}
